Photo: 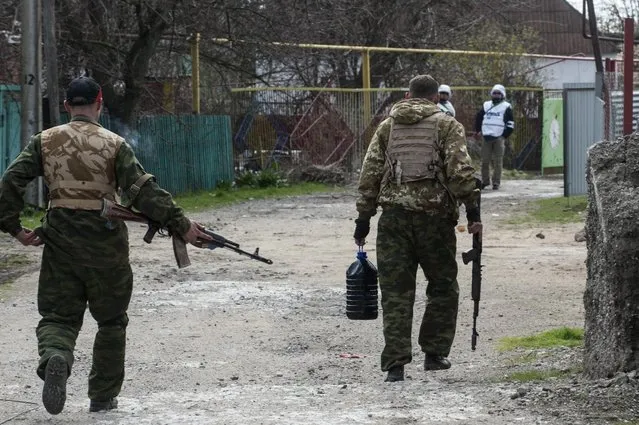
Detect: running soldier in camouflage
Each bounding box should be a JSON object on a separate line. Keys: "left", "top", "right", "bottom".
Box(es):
{"left": 0, "top": 77, "right": 212, "bottom": 414}
{"left": 353, "top": 75, "right": 482, "bottom": 382}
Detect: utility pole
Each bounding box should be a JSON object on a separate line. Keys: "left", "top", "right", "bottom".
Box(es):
{"left": 43, "top": 0, "right": 60, "bottom": 127}
{"left": 21, "top": 0, "right": 44, "bottom": 207}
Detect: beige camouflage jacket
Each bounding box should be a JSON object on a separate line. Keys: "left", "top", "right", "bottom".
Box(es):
{"left": 356, "top": 98, "right": 479, "bottom": 220}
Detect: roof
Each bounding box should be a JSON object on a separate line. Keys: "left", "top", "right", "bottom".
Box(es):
{"left": 503, "top": 0, "right": 619, "bottom": 56}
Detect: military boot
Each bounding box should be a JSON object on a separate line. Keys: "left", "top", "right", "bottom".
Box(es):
{"left": 424, "top": 355, "right": 452, "bottom": 371}
{"left": 42, "top": 354, "right": 68, "bottom": 415}
{"left": 90, "top": 397, "right": 118, "bottom": 412}
{"left": 384, "top": 365, "right": 404, "bottom": 382}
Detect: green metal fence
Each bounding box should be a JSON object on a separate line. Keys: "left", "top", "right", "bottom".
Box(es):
{"left": 0, "top": 85, "right": 21, "bottom": 176}
{"left": 135, "top": 115, "right": 234, "bottom": 194}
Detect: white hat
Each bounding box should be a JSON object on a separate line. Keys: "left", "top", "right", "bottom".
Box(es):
{"left": 438, "top": 84, "right": 452, "bottom": 96}
{"left": 491, "top": 84, "right": 506, "bottom": 97}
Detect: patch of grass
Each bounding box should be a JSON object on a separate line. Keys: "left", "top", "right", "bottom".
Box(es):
{"left": 506, "top": 195, "right": 587, "bottom": 225}
{"left": 498, "top": 327, "right": 584, "bottom": 351}
{"left": 611, "top": 421, "right": 639, "bottom": 425}
{"left": 175, "top": 182, "right": 340, "bottom": 212}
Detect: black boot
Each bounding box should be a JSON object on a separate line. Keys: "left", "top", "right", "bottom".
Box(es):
{"left": 42, "top": 354, "right": 68, "bottom": 415}
{"left": 424, "top": 354, "right": 452, "bottom": 371}
{"left": 90, "top": 397, "right": 118, "bottom": 412}
{"left": 385, "top": 365, "right": 405, "bottom": 382}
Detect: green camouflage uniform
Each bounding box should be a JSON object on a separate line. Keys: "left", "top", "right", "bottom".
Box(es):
{"left": 0, "top": 116, "right": 190, "bottom": 401}
{"left": 356, "top": 98, "right": 478, "bottom": 371}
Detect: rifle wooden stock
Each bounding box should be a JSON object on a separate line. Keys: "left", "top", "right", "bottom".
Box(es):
{"left": 101, "top": 199, "right": 191, "bottom": 269}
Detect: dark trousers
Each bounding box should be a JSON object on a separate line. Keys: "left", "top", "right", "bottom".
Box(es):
{"left": 36, "top": 246, "right": 133, "bottom": 401}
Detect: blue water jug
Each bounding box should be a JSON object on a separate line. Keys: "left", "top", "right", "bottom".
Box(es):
{"left": 346, "top": 249, "right": 378, "bottom": 320}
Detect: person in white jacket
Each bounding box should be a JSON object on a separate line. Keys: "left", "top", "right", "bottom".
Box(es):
{"left": 474, "top": 84, "right": 515, "bottom": 190}
{"left": 437, "top": 85, "right": 456, "bottom": 117}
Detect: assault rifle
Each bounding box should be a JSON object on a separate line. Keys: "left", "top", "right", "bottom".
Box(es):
{"left": 461, "top": 179, "right": 483, "bottom": 351}
{"left": 101, "top": 199, "right": 273, "bottom": 268}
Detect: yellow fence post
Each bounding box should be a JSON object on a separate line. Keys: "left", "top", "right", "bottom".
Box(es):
{"left": 191, "top": 32, "right": 201, "bottom": 114}
{"left": 361, "top": 49, "right": 371, "bottom": 125}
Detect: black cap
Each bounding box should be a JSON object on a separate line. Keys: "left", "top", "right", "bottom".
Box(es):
{"left": 66, "top": 77, "right": 102, "bottom": 106}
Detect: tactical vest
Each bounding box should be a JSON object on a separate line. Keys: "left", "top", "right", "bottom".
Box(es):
{"left": 41, "top": 121, "right": 122, "bottom": 210}
{"left": 385, "top": 113, "right": 443, "bottom": 184}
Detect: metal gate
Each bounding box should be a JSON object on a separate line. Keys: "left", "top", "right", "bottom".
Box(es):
{"left": 563, "top": 83, "right": 604, "bottom": 196}
{"left": 0, "top": 85, "right": 21, "bottom": 175}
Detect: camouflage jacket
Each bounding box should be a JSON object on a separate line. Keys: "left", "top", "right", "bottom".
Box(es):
{"left": 0, "top": 115, "right": 191, "bottom": 267}
{"left": 356, "top": 98, "right": 479, "bottom": 220}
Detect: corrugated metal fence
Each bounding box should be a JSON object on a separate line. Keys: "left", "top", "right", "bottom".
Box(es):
{"left": 563, "top": 83, "right": 604, "bottom": 196}
{"left": 0, "top": 85, "right": 21, "bottom": 175}
{"left": 134, "top": 115, "right": 234, "bottom": 194}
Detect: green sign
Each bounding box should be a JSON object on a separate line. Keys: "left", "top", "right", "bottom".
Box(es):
{"left": 542, "top": 98, "right": 564, "bottom": 169}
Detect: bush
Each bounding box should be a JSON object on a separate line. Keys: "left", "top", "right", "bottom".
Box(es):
{"left": 235, "top": 171, "right": 258, "bottom": 188}
{"left": 256, "top": 169, "right": 280, "bottom": 188}
{"left": 215, "top": 179, "right": 233, "bottom": 191}
{"left": 235, "top": 169, "right": 283, "bottom": 188}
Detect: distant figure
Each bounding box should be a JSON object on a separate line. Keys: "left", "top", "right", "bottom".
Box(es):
{"left": 438, "top": 84, "right": 456, "bottom": 117}
{"left": 474, "top": 84, "right": 514, "bottom": 190}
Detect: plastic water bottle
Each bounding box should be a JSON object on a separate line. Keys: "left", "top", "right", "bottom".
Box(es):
{"left": 346, "top": 249, "right": 378, "bottom": 320}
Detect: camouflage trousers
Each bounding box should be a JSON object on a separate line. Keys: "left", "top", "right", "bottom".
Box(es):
{"left": 376, "top": 208, "right": 460, "bottom": 371}
{"left": 36, "top": 245, "right": 133, "bottom": 401}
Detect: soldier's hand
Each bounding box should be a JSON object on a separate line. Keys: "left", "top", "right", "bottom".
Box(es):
{"left": 353, "top": 218, "right": 370, "bottom": 247}
{"left": 468, "top": 222, "right": 483, "bottom": 236}
{"left": 182, "top": 221, "right": 213, "bottom": 247}
{"left": 15, "top": 228, "right": 43, "bottom": 246}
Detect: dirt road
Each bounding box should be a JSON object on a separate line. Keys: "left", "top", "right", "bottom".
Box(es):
{"left": 1, "top": 179, "right": 634, "bottom": 424}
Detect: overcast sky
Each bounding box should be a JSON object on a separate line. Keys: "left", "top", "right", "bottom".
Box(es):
{"left": 565, "top": 0, "right": 609, "bottom": 13}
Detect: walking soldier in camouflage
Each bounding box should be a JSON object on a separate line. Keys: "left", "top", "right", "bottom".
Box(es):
{"left": 0, "top": 76, "right": 212, "bottom": 414}
{"left": 353, "top": 75, "right": 482, "bottom": 382}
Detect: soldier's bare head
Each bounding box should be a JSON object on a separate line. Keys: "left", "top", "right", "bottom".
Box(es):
{"left": 63, "top": 76, "right": 103, "bottom": 120}
{"left": 408, "top": 75, "right": 439, "bottom": 101}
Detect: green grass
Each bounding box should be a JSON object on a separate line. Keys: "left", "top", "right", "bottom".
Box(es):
{"left": 174, "top": 182, "right": 340, "bottom": 212}
{"left": 498, "top": 327, "right": 584, "bottom": 351}
{"left": 506, "top": 195, "right": 587, "bottom": 225}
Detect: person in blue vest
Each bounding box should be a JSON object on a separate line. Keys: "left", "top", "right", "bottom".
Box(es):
{"left": 474, "top": 84, "right": 514, "bottom": 190}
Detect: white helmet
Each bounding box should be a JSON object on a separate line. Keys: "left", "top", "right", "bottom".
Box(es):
{"left": 491, "top": 84, "right": 506, "bottom": 98}
{"left": 438, "top": 84, "right": 452, "bottom": 97}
